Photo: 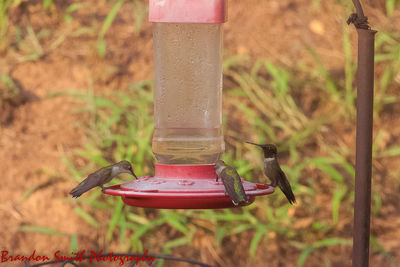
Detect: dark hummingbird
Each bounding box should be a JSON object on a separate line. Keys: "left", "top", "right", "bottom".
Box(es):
{"left": 70, "top": 161, "right": 137, "bottom": 198}
{"left": 214, "top": 160, "right": 249, "bottom": 206}
{"left": 246, "top": 142, "right": 296, "bottom": 204}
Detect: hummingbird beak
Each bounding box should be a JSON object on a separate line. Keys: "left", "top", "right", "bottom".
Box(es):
{"left": 131, "top": 170, "right": 138, "bottom": 179}
{"left": 245, "top": 141, "right": 263, "bottom": 147}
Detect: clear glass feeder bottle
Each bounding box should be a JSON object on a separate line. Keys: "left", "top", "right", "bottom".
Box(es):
{"left": 152, "top": 21, "right": 225, "bottom": 164}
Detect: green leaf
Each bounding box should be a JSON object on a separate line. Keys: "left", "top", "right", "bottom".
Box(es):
{"left": 165, "top": 215, "right": 187, "bottom": 234}
{"left": 70, "top": 233, "right": 79, "bottom": 252}
{"left": 332, "top": 187, "right": 346, "bottom": 224}
{"left": 312, "top": 238, "right": 351, "bottom": 248}
{"left": 249, "top": 226, "right": 267, "bottom": 258}
{"left": 106, "top": 198, "right": 124, "bottom": 242}
{"left": 231, "top": 224, "right": 255, "bottom": 235}
{"left": 127, "top": 213, "right": 150, "bottom": 225}
{"left": 118, "top": 213, "right": 128, "bottom": 245}
{"left": 99, "top": 0, "right": 125, "bottom": 38}
{"left": 380, "top": 146, "right": 400, "bottom": 157}
{"left": 215, "top": 227, "right": 226, "bottom": 247}
{"left": 61, "top": 156, "right": 83, "bottom": 181}
{"left": 298, "top": 238, "right": 351, "bottom": 267}
{"left": 97, "top": 0, "right": 124, "bottom": 57}
{"left": 74, "top": 207, "right": 99, "bottom": 227}
{"left": 163, "top": 237, "right": 190, "bottom": 250}
{"left": 64, "top": 3, "right": 82, "bottom": 22}
{"left": 43, "top": 0, "right": 53, "bottom": 9}
{"left": 386, "top": 0, "right": 397, "bottom": 16}
{"left": 130, "top": 217, "right": 166, "bottom": 242}
{"left": 297, "top": 246, "right": 313, "bottom": 267}
{"left": 97, "top": 39, "right": 106, "bottom": 58}
{"left": 18, "top": 226, "right": 63, "bottom": 236}
{"left": 372, "top": 194, "right": 382, "bottom": 217}
{"left": 370, "top": 236, "right": 393, "bottom": 261}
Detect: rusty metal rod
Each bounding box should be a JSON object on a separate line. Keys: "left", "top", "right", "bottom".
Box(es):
{"left": 352, "top": 28, "right": 377, "bottom": 267}
{"left": 352, "top": 0, "right": 365, "bottom": 18}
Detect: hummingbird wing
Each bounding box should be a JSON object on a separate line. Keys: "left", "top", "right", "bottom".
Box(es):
{"left": 70, "top": 167, "right": 112, "bottom": 198}
{"left": 265, "top": 160, "right": 296, "bottom": 204}
{"left": 221, "top": 167, "right": 248, "bottom": 205}
{"left": 277, "top": 169, "right": 296, "bottom": 204}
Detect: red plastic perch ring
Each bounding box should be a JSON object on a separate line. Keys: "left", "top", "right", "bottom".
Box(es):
{"left": 103, "top": 164, "right": 274, "bottom": 209}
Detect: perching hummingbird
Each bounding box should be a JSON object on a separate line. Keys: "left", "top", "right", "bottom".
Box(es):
{"left": 246, "top": 142, "right": 296, "bottom": 204}
{"left": 214, "top": 160, "right": 249, "bottom": 206}
{"left": 69, "top": 161, "right": 137, "bottom": 198}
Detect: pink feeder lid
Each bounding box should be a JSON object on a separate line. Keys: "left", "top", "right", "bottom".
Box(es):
{"left": 149, "top": 0, "right": 227, "bottom": 23}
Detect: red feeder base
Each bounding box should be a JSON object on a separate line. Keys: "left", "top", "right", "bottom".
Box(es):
{"left": 103, "top": 164, "right": 274, "bottom": 209}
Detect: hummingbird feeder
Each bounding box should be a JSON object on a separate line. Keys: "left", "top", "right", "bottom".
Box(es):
{"left": 103, "top": 0, "right": 274, "bottom": 209}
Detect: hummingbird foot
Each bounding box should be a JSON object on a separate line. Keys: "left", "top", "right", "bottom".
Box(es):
{"left": 215, "top": 175, "right": 219, "bottom": 182}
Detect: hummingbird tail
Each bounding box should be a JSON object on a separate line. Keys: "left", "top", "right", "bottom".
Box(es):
{"left": 279, "top": 178, "right": 296, "bottom": 205}
{"left": 70, "top": 187, "right": 85, "bottom": 198}
{"left": 70, "top": 182, "right": 93, "bottom": 198}
{"left": 222, "top": 178, "right": 248, "bottom": 205}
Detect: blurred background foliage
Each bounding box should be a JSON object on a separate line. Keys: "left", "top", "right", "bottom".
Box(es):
{"left": 1, "top": 0, "right": 400, "bottom": 266}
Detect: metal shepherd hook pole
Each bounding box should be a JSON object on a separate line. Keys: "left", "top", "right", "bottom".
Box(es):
{"left": 347, "top": 1, "right": 377, "bottom": 266}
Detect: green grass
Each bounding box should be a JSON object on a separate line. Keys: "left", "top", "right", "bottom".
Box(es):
{"left": 18, "top": 226, "right": 79, "bottom": 252}
{"left": 386, "top": 0, "right": 400, "bottom": 16}
{"left": 97, "top": 0, "right": 148, "bottom": 57}
{"left": 1, "top": 0, "right": 51, "bottom": 55}
{"left": 0, "top": 0, "right": 14, "bottom": 53}
{"left": 1, "top": 0, "right": 148, "bottom": 59}
{"left": 97, "top": 0, "right": 125, "bottom": 57}
{"left": 0, "top": 73, "right": 19, "bottom": 105}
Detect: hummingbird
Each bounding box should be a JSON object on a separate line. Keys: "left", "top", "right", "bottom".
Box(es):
{"left": 69, "top": 161, "right": 137, "bottom": 198}
{"left": 214, "top": 160, "right": 249, "bottom": 206}
{"left": 246, "top": 142, "right": 296, "bottom": 204}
